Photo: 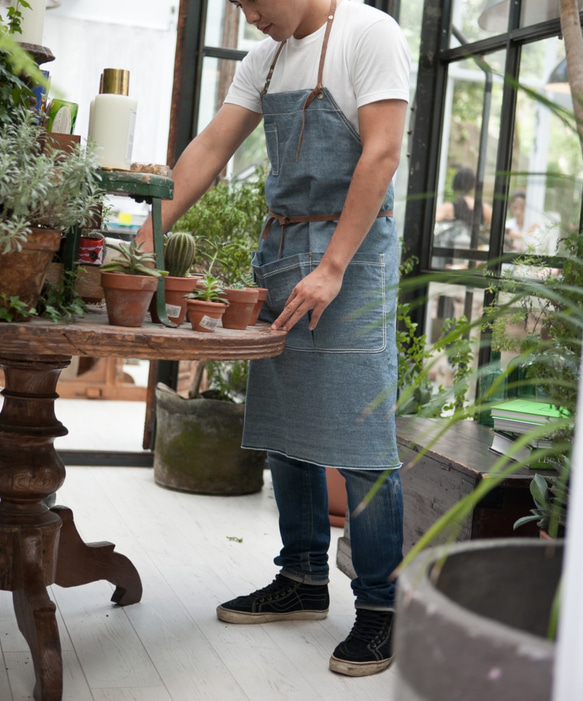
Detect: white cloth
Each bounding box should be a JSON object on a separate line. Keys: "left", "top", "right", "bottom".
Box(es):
{"left": 224, "top": 0, "right": 410, "bottom": 132}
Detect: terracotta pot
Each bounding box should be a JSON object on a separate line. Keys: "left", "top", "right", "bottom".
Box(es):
{"left": 222, "top": 287, "right": 260, "bottom": 329}
{"left": 248, "top": 287, "right": 268, "bottom": 326}
{"left": 0, "top": 227, "right": 63, "bottom": 319}
{"left": 150, "top": 275, "right": 202, "bottom": 325}
{"left": 186, "top": 298, "right": 227, "bottom": 332}
{"left": 101, "top": 271, "right": 158, "bottom": 327}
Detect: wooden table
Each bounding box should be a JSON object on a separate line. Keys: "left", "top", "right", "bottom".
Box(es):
{"left": 0, "top": 310, "right": 286, "bottom": 701}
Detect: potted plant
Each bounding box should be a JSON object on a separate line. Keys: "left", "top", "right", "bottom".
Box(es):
{"left": 0, "top": 110, "right": 102, "bottom": 318}
{"left": 100, "top": 239, "right": 167, "bottom": 327}
{"left": 154, "top": 359, "right": 266, "bottom": 495}
{"left": 172, "top": 171, "right": 269, "bottom": 328}
{"left": 183, "top": 273, "right": 228, "bottom": 332}
{"left": 150, "top": 230, "right": 200, "bottom": 325}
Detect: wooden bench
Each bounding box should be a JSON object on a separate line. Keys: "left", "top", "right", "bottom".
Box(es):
{"left": 336, "top": 416, "right": 544, "bottom": 579}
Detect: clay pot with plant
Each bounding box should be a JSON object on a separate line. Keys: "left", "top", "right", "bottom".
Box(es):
{"left": 184, "top": 274, "right": 228, "bottom": 332}
{"left": 100, "top": 239, "right": 167, "bottom": 327}
{"left": 0, "top": 110, "right": 102, "bottom": 319}
{"left": 150, "top": 230, "right": 200, "bottom": 325}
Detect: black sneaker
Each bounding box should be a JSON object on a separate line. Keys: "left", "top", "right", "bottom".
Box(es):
{"left": 329, "top": 608, "right": 394, "bottom": 676}
{"left": 216, "top": 573, "right": 329, "bottom": 624}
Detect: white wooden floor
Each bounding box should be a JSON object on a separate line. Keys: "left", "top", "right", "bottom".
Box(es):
{"left": 0, "top": 403, "right": 396, "bottom": 701}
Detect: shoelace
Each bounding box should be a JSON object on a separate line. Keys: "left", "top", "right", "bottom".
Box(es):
{"left": 348, "top": 611, "right": 392, "bottom": 642}
{"left": 251, "top": 575, "right": 295, "bottom": 600}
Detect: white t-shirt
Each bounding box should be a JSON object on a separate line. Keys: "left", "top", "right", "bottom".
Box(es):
{"left": 224, "top": 0, "right": 410, "bottom": 133}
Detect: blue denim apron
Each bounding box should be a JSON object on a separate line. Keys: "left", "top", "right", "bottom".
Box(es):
{"left": 242, "top": 4, "right": 400, "bottom": 469}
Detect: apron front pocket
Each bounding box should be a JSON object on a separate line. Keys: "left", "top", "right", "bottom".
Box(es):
{"left": 253, "top": 252, "right": 315, "bottom": 348}
{"left": 310, "top": 253, "right": 388, "bottom": 353}
{"left": 263, "top": 122, "right": 280, "bottom": 177}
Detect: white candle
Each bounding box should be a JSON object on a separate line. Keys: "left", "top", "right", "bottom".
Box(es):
{"left": 18, "top": 0, "right": 47, "bottom": 45}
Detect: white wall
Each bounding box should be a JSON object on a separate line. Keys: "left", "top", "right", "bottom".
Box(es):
{"left": 40, "top": 0, "right": 179, "bottom": 166}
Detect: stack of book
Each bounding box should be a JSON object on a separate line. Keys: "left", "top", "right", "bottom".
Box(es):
{"left": 488, "top": 398, "right": 566, "bottom": 468}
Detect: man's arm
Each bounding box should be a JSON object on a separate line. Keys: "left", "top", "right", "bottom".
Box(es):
{"left": 272, "top": 98, "right": 408, "bottom": 331}
{"left": 135, "top": 104, "right": 262, "bottom": 251}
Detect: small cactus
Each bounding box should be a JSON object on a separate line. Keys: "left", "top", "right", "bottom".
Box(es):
{"left": 164, "top": 231, "right": 196, "bottom": 277}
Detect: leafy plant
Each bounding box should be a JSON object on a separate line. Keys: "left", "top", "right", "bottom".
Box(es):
{"left": 0, "top": 292, "right": 37, "bottom": 321}
{"left": 37, "top": 269, "right": 87, "bottom": 322}
{"left": 184, "top": 274, "right": 227, "bottom": 303}
{"left": 173, "top": 168, "right": 268, "bottom": 286}
{"left": 0, "top": 110, "right": 102, "bottom": 253}
{"left": 513, "top": 471, "right": 569, "bottom": 537}
{"left": 100, "top": 239, "right": 168, "bottom": 278}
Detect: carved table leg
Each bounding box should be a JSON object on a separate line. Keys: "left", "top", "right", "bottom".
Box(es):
{"left": 0, "top": 356, "right": 69, "bottom": 701}
{"left": 0, "top": 355, "right": 142, "bottom": 701}
{"left": 52, "top": 505, "right": 142, "bottom": 605}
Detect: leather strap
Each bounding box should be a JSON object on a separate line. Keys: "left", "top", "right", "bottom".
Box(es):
{"left": 263, "top": 208, "right": 394, "bottom": 258}
{"left": 296, "top": 0, "right": 337, "bottom": 161}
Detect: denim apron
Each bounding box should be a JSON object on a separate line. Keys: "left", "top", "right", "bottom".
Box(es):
{"left": 242, "top": 1, "right": 400, "bottom": 469}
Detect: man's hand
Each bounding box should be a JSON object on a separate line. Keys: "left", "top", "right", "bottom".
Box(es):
{"left": 271, "top": 264, "right": 344, "bottom": 331}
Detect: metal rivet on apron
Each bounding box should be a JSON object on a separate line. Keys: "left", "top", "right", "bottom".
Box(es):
{"left": 316, "top": 92, "right": 324, "bottom": 100}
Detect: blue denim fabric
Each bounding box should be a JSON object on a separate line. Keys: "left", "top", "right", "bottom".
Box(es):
{"left": 269, "top": 453, "right": 404, "bottom": 609}
{"left": 242, "top": 84, "right": 401, "bottom": 469}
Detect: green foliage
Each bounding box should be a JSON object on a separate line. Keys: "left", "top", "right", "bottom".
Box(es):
{"left": 101, "top": 240, "right": 167, "bottom": 278}
{"left": 396, "top": 257, "right": 474, "bottom": 416}
{"left": 173, "top": 168, "right": 268, "bottom": 286}
{"left": 0, "top": 292, "right": 37, "bottom": 321}
{"left": 0, "top": 6, "right": 51, "bottom": 130}
{"left": 513, "top": 470, "right": 569, "bottom": 537}
{"left": 36, "top": 269, "right": 87, "bottom": 322}
{"left": 202, "top": 360, "right": 249, "bottom": 403}
{"left": 0, "top": 110, "right": 102, "bottom": 253}
{"left": 184, "top": 274, "right": 227, "bottom": 303}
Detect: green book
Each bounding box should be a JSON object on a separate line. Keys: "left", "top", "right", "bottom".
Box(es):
{"left": 490, "top": 399, "right": 568, "bottom": 424}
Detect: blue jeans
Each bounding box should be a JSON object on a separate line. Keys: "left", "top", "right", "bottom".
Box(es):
{"left": 268, "top": 452, "right": 404, "bottom": 609}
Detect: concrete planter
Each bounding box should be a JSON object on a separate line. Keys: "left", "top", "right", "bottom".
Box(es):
{"left": 153, "top": 383, "right": 265, "bottom": 495}
{"left": 394, "top": 538, "right": 562, "bottom": 701}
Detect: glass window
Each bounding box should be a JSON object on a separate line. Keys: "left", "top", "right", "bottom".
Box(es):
{"left": 432, "top": 51, "right": 506, "bottom": 270}
{"left": 450, "top": 0, "right": 507, "bottom": 45}
{"left": 506, "top": 38, "right": 582, "bottom": 261}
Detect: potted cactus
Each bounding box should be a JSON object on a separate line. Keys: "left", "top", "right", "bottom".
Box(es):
{"left": 100, "top": 239, "right": 167, "bottom": 327}
{"left": 150, "top": 230, "right": 200, "bottom": 325}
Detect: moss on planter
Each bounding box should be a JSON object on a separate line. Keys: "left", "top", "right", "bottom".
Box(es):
{"left": 153, "top": 383, "right": 265, "bottom": 495}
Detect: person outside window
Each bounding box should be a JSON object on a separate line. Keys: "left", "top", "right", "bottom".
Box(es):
{"left": 137, "top": 0, "right": 410, "bottom": 677}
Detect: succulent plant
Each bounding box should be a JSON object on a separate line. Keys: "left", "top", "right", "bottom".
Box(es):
{"left": 163, "top": 231, "right": 196, "bottom": 277}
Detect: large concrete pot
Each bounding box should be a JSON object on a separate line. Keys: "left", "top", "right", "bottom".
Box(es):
{"left": 153, "top": 382, "right": 265, "bottom": 495}
{"left": 394, "top": 538, "right": 561, "bottom": 701}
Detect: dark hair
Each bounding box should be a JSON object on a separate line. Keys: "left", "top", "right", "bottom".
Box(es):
{"left": 452, "top": 167, "right": 476, "bottom": 193}
{"left": 511, "top": 189, "right": 526, "bottom": 202}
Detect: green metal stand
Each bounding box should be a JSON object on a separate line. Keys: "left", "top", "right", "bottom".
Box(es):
{"left": 98, "top": 169, "right": 175, "bottom": 327}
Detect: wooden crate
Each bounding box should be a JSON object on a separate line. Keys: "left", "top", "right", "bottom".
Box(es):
{"left": 336, "top": 417, "right": 545, "bottom": 579}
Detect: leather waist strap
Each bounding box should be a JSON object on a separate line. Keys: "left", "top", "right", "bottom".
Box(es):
{"left": 262, "top": 209, "right": 394, "bottom": 258}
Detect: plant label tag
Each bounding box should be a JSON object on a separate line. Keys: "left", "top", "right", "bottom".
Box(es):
{"left": 199, "top": 315, "right": 219, "bottom": 331}
{"left": 166, "top": 304, "right": 181, "bottom": 318}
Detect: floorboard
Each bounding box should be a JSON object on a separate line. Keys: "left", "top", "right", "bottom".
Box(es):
{"left": 0, "top": 464, "right": 395, "bottom": 700}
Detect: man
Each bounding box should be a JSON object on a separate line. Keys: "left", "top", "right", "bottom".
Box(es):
{"left": 137, "top": 0, "right": 410, "bottom": 677}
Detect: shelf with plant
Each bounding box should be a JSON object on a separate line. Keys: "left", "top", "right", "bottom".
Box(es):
{"left": 0, "top": 109, "right": 102, "bottom": 317}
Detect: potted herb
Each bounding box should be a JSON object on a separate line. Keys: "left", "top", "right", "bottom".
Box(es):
{"left": 0, "top": 110, "right": 102, "bottom": 317}
{"left": 150, "top": 230, "right": 200, "bottom": 325}
{"left": 183, "top": 273, "right": 228, "bottom": 332}
{"left": 100, "top": 239, "right": 167, "bottom": 327}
